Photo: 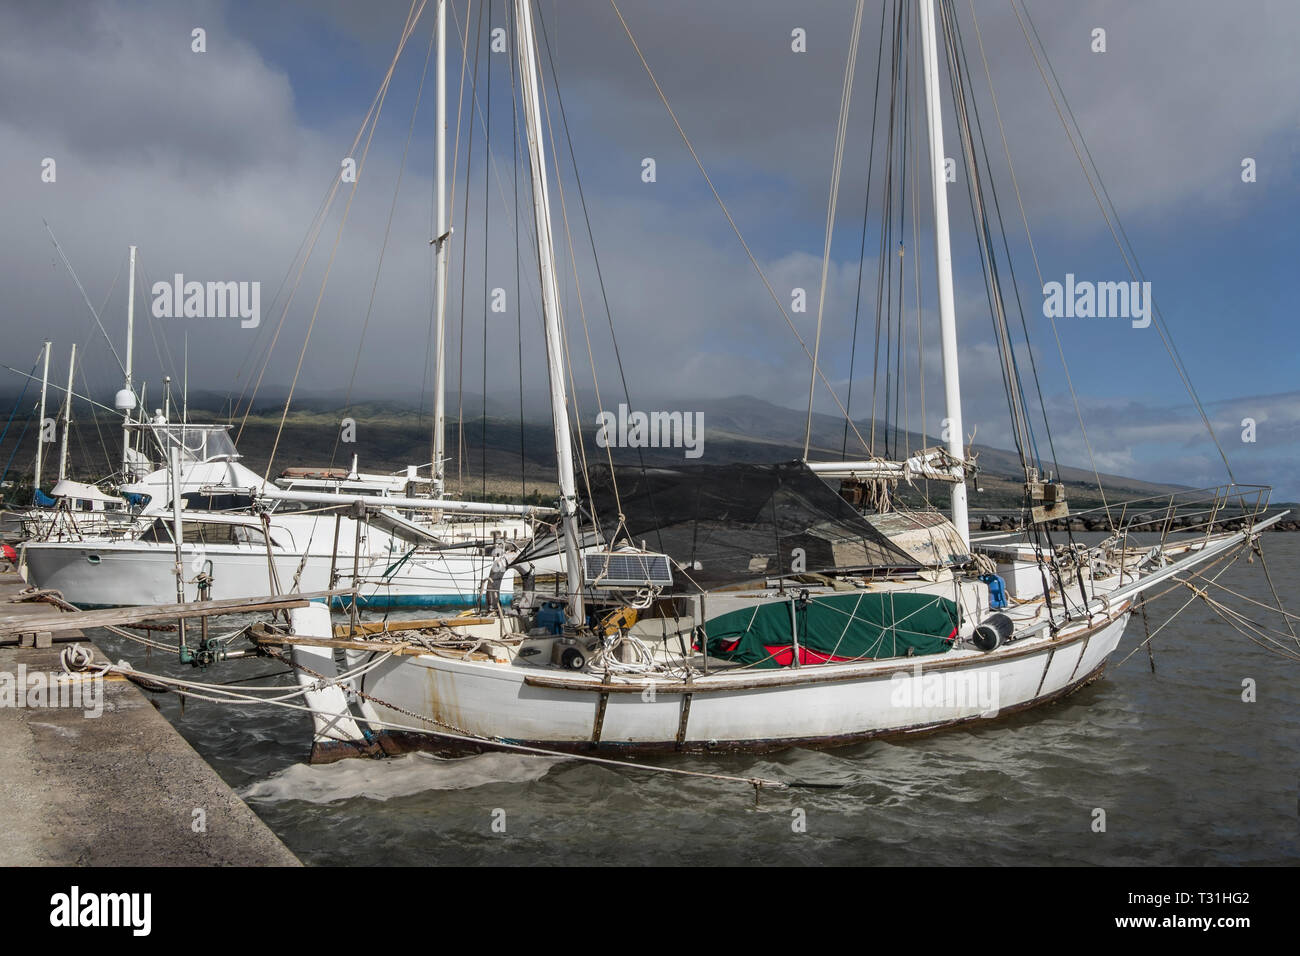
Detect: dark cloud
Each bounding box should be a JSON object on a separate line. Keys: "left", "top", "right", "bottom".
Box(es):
{"left": 1, "top": 0, "right": 1295, "bottom": 499}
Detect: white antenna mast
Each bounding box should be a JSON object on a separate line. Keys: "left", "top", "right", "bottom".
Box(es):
{"left": 33, "top": 341, "right": 51, "bottom": 498}
{"left": 116, "top": 245, "right": 139, "bottom": 478}
{"left": 57, "top": 344, "right": 76, "bottom": 483}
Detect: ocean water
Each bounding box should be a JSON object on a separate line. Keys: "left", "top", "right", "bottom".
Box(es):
{"left": 87, "top": 533, "right": 1300, "bottom": 866}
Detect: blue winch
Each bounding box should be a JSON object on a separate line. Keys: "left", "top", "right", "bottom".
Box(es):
{"left": 535, "top": 601, "right": 567, "bottom": 635}
{"left": 979, "top": 573, "right": 1008, "bottom": 610}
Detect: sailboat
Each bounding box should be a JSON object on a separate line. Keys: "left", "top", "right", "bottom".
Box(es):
{"left": 13, "top": 339, "right": 134, "bottom": 541}
{"left": 18, "top": 245, "right": 539, "bottom": 609}
{"left": 255, "top": 0, "right": 1286, "bottom": 764}
{"left": 21, "top": 414, "right": 541, "bottom": 607}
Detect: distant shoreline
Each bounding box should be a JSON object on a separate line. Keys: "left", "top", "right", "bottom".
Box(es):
{"left": 975, "top": 513, "right": 1298, "bottom": 533}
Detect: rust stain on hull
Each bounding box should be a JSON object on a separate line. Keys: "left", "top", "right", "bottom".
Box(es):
{"left": 309, "top": 738, "right": 384, "bottom": 764}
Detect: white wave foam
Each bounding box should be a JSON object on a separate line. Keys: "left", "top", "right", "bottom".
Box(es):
{"left": 240, "top": 752, "right": 566, "bottom": 805}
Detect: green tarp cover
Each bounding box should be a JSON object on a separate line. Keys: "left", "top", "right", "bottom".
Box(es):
{"left": 702, "top": 591, "right": 960, "bottom": 668}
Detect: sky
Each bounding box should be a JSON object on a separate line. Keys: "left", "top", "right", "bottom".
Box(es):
{"left": 1, "top": 0, "right": 1297, "bottom": 498}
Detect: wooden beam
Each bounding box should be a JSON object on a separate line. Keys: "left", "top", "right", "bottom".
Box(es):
{"left": 248, "top": 625, "right": 496, "bottom": 660}
{"left": 0, "top": 589, "right": 351, "bottom": 638}
{"left": 249, "top": 629, "right": 419, "bottom": 654}
{"left": 331, "top": 617, "right": 497, "bottom": 637}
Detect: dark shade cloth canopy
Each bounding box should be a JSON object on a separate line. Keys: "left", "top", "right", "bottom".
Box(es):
{"left": 516, "top": 461, "right": 922, "bottom": 589}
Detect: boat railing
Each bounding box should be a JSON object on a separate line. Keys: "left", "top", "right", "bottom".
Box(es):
{"left": 126, "top": 422, "right": 240, "bottom": 464}
{"left": 1068, "top": 483, "right": 1273, "bottom": 540}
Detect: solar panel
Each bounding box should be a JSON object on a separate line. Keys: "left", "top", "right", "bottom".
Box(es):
{"left": 584, "top": 551, "right": 673, "bottom": 588}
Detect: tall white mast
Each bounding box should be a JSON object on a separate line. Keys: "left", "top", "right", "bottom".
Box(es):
{"left": 117, "top": 245, "right": 139, "bottom": 479}
{"left": 33, "top": 341, "right": 51, "bottom": 498}
{"left": 918, "top": 0, "right": 969, "bottom": 547}
{"left": 182, "top": 335, "right": 189, "bottom": 424}
{"left": 431, "top": 0, "right": 449, "bottom": 499}
{"left": 514, "top": 0, "right": 584, "bottom": 623}
{"left": 57, "top": 344, "right": 76, "bottom": 484}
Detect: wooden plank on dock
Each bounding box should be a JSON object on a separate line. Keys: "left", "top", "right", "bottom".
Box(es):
{"left": 0, "top": 588, "right": 352, "bottom": 638}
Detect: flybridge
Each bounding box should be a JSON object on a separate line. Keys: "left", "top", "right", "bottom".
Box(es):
{"left": 127, "top": 422, "right": 239, "bottom": 463}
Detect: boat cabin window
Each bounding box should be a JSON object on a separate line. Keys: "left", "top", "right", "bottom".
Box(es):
{"left": 230, "top": 525, "right": 267, "bottom": 546}
{"left": 139, "top": 520, "right": 266, "bottom": 546}
{"left": 181, "top": 491, "right": 256, "bottom": 512}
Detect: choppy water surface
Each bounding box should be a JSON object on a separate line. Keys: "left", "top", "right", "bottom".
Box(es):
{"left": 90, "top": 534, "right": 1300, "bottom": 865}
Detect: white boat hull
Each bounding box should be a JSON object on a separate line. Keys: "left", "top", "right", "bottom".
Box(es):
{"left": 21, "top": 539, "right": 514, "bottom": 609}
{"left": 303, "top": 607, "right": 1129, "bottom": 760}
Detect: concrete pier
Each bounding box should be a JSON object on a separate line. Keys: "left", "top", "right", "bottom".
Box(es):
{"left": 0, "top": 568, "right": 300, "bottom": 866}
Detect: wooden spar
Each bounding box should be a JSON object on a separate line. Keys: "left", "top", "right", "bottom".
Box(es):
{"left": 332, "top": 617, "right": 497, "bottom": 637}
{"left": 0, "top": 588, "right": 352, "bottom": 638}
{"left": 250, "top": 626, "right": 414, "bottom": 654}
{"left": 249, "top": 625, "right": 498, "bottom": 659}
